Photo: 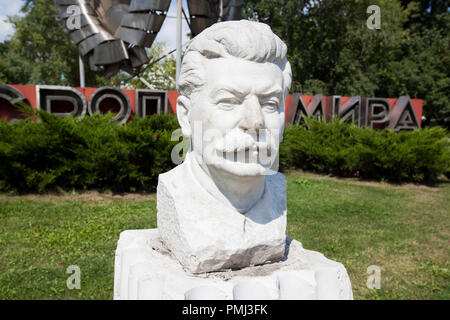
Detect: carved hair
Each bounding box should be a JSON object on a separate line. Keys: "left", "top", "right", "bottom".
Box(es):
{"left": 178, "top": 20, "right": 292, "bottom": 101}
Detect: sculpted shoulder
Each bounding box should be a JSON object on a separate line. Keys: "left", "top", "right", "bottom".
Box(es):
{"left": 157, "top": 161, "right": 192, "bottom": 197}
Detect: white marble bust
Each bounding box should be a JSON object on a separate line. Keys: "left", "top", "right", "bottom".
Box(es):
{"left": 157, "top": 20, "right": 293, "bottom": 274}
{"left": 114, "top": 21, "right": 353, "bottom": 300}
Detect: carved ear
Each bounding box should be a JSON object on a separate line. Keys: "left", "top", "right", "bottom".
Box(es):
{"left": 176, "top": 95, "right": 192, "bottom": 138}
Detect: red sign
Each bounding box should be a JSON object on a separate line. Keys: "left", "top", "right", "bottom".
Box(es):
{"left": 0, "top": 84, "right": 422, "bottom": 130}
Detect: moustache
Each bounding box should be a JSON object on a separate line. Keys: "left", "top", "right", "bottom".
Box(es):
{"left": 213, "top": 129, "right": 279, "bottom": 158}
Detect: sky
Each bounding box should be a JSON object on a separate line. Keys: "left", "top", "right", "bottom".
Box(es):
{"left": 0, "top": 0, "right": 191, "bottom": 54}
{"left": 0, "top": 0, "right": 24, "bottom": 42}
{"left": 157, "top": 0, "right": 191, "bottom": 53}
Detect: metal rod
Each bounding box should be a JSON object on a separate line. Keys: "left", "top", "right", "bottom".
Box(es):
{"left": 121, "top": 48, "right": 177, "bottom": 85}
{"left": 176, "top": 0, "right": 182, "bottom": 89}
{"left": 139, "top": 77, "right": 155, "bottom": 89}
{"left": 219, "top": 0, "right": 223, "bottom": 21}
{"left": 182, "top": 8, "right": 191, "bottom": 30}
{"left": 79, "top": 54, "right": 85, "bottom": 88}
{"left": 165, "top": 15, "right": 188, "bottom": 19}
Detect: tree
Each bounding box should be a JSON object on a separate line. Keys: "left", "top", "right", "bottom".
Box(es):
{"left": 400, "top": 0, "right": 448, "bottom": 33}
{"left": 0, "top": 0, "right": 177, "bottom": 90}
{"left": 0, "top": 0, "right": 109, "bottom": 87}
{"left": 244, "top": 0, "right": 449, "bottom": 128}
{"left": 116, "top": 42, "right": 176, "bottom": 91}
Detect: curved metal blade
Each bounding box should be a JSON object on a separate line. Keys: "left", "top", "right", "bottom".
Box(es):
{"left": 54, "top": 0, "right": 172, "bottom": 78}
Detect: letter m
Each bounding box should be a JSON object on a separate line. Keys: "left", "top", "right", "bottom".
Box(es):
{"left": 234, "top": 305, "right": 245, "bottom": 315}
{"left": 290, "top": 93, "right": 325, "bottom": 125}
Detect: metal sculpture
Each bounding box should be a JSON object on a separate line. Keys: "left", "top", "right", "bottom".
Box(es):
{"left": 54, "top": 0, "right": 172, "bottom": 78}
{"left": 54, "top": 0, "right": 246, "bottom": 79}
{"left": 187, "top": 0, "right": 246, "bottom": 36}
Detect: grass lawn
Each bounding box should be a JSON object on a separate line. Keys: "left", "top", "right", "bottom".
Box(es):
{"left": 0, "top": 171, "right": 449, "bottom": 300}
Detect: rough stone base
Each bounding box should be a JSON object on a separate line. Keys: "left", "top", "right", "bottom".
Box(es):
{"left": 114, "top": 229, "right": 353, "bottom": 300}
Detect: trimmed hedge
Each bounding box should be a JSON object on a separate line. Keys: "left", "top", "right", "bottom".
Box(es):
{"left": 0, "top": 111, "right": 180, "bottom": 193}
{"left": 279, "top": 117, "right": 450, "bottom": 183}
{"left": 1, "top": 112, "right": 448, "bottom": 193}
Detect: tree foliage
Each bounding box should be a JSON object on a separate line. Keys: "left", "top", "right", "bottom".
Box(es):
{"left": 0, "top": 0, "right": 175, "bottom": 89}
{"left": 0, "top": 0, "right": 448, "bottom": 127}
{"left": 0, "top": 0, "right": 108, "bottom": 86}
{"left": 244, "top": 0, "right": 449, "bottom": 128}
{"left": 114, "top": 42, "right": 176, "bottom": 91}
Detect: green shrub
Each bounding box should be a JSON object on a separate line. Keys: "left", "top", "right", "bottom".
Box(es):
{"left": 1, "top": 112, "right": 448, "bottom": 193}
{"left": 0, "top": 111, "right": 180, "bottom": 193}
{"left": 280, "top": 117, "right": 450, "bottom": 183}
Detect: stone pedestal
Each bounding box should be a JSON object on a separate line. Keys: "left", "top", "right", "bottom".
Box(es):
{"left": 114, "top": 229, "right": 353, "bottom": 300}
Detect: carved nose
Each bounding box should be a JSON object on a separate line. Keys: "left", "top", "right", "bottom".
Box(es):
{"left": 239, "top": 96, "right": 264, "bottom": 131}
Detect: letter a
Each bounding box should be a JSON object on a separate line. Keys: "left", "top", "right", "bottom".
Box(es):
{"left": 66, "top": 5, "right": 81, "bottom": 30}
{"left": 66, "top": 265, "right": 81, "bottom": 290}
{"left": 367, "top": 5, "right": 381, "bottom": 30}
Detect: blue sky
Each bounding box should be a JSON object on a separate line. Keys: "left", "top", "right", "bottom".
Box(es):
{"left": 0, "top": 0, "right": 190, "bottom": 54}
{"left": 157, "top": 0, "right": 191, "bottom": 53}
{"left": 0, "top": 0, "right": 24, "bottom": 42}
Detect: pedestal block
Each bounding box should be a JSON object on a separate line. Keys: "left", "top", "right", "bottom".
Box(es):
{"left": 114, "top": 229, "right": 353, "bottom": 300}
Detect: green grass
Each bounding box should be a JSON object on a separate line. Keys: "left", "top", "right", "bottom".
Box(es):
{"left": 0, "top": 196, "right": 157, "bottom": 299}
{"left": 0, "top": 172, "right": 449, "bottom": 299}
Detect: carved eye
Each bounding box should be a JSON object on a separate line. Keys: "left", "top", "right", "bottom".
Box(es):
{"left": 218, "top": 98, "right": 240, "bottom": 111}
{"left": 262, "top": 100, "right": 279, "bottom": 113}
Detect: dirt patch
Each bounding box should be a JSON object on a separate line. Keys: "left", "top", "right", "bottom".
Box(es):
{"left": 409, "top": 188, "right": 449, "bottom": 205}
{"left": 0, "top": 190, "right": 156, "bottom": 202}
{"left": 286, "top": 170, "right": 448, "bottom": 191}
